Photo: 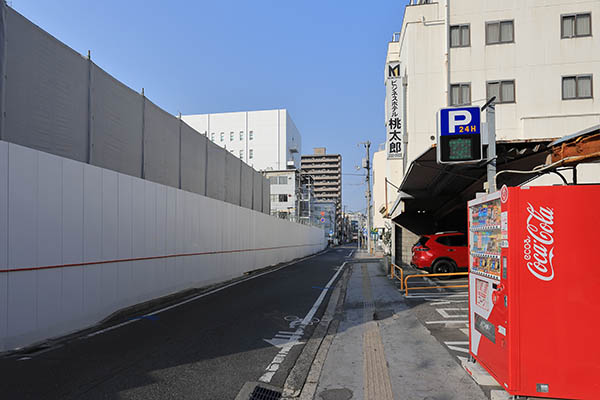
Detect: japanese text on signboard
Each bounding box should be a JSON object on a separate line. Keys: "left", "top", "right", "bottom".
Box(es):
{"left": 386, "top": 63, "right": 402, "bottom": 160}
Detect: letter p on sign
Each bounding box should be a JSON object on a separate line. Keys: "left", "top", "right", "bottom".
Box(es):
{"left": 448, "top": 110, "right": 472, "bottom": 133}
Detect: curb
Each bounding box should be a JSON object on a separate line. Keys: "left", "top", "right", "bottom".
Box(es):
{"left": 282, "top": 263, "right": 352, "bottom": 399}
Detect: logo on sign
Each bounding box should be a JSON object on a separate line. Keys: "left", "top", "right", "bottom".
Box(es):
{"left": 523, "top": 203, "right": 555, "bottom": 282}
{"left": 500, "top": 185, "right": 509, "bottom": 203}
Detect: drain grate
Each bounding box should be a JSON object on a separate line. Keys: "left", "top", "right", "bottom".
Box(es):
{"left": 248, "top": 385, "right": 282, "bottom": 400}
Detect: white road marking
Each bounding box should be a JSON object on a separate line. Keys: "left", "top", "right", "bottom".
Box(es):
{"left": 436, "top": 308, "right": 469, "bottom": 318}
{"left": 444, "top": 341, "right": 469, "bottom": 345}
{"left": 84, "top": 251, "right": 326, "bottom": 339}
{"left": 259, "top": 261, "right": 348, "bottom": 383}
{"left": 425, "top": 320, "right": 469, "bottom": 324}
{"left": 347, "top": 250, "right": 355, "bottom": 258}
{"left": 447, "top": 345, "right": 470, "bottom": 353}
{"left": 430, "top": 300, "right": 468, "bottom": 306}
{"left": 405, "top": 293, "right": 468, "bottom": 299}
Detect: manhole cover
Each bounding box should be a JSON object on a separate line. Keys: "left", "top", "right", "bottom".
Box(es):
{"left": 248, "top": 385, "right": 282, "bottom": 400}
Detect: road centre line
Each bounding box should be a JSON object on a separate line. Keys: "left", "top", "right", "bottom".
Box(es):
{"left": 85, "top": 250, "right": 327, "bottom": 339}
{"left": 259, "top": 262, "right": 348, "bottom": 383}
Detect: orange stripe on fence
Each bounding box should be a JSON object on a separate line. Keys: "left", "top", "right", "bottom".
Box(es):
{"left": 0, "top": 243, "right": 324, "bottom": 273}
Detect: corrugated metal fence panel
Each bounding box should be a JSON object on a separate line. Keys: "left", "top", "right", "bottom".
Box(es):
{"left": 91, "top": 64, "right": 143, "bottom": 177}
{"left": 206, "top": 140, "right": 226, "bottom": 201}
{"left": 143, "top": 100, "right": 180, "bottom": 188}
{"left": 253, "top": 172, "right": 263, "bottom": 213}
{"left": 0, "top": 3, "right": 6, "bottom": 141}
{"left": 4, "top": 7, "right": 88, "bottom": 162}
{"left": 225, "top": 152, "right": 241, "bottom": 206}
{"left": 240, "top": 163, "right": 254, "bottom": 209}
{"left": 180, "top": 122, "right": 207, "bottom": 196}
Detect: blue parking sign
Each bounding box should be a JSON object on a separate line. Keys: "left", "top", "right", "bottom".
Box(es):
{"left": 437, "top": 107, "right": 482, "bottom": 164}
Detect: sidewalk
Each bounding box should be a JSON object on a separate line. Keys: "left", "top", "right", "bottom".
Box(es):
{"left": 300, "top": 254, "right": 486, "bottom": 400}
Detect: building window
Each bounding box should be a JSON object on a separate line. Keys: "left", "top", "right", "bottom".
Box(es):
{"left": 487, "top": 80, "right": 516, "bottom": 104}
{"left": 450, "top": 24, "right": 470, "bottom": 47}
{"left": 278, "top": 176, "right": 287, "bottom": 184}
{"left": 240, "top": 131, "right": 244, "bottom": 140}
{"left": 220, "top": 132, "right": 224, "bottom": 141}
{"left": 239, "top": 150, "right": 244, "bottom": 158}
{"left": 269, "top": 177, "right": 277, "bottom": 185}
{"left": 230, "top": 132, "right": 234, "bottom": 141}
{"left": 249, "top": 149, "right": 254, "bottom": 159}
{"left": 270, "top": 194, "right": 278, "bottom": 203}
{"left": 486, "top": 20, "right": 514, "bottom": 44}
{"left": 249, "top": 131, "right": 254, "bottom": 140}
{"left": 562, "top": 75, "right": 593, "bottom": 100}
{"left": 211, "top": 133, "right": 215, "bottom": 141}
{"left": 278, "top": 194, "right": 288, "bottom": 202}
{"left": 450, "top": 83, "right": 471, "bottom": 106}
{"left": 562, "top": 13, "right": 592, "bottom": 38}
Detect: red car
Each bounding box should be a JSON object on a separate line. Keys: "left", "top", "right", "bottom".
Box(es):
{"left": 411, "top": 232, "right": 468, "bottom": 274}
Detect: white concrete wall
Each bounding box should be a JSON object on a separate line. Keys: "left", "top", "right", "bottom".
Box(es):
{"left": 0, "top": 141, "right": 326, "bottom": 352}
{"left": 372, "top": 150, "right": 388, "bottom": 229}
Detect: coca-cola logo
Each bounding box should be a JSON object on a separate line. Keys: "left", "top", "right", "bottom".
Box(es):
{"left": 523, "top": 203, "right": 555, "bottom": 281}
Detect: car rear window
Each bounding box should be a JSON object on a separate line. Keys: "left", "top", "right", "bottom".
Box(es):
{"left": 437, "top": 235, "right": 467, "bottom": 247}
{"left": 416, "top": 237, "right": 429, "bottom": 247}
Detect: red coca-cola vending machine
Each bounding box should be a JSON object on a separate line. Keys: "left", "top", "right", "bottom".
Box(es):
{"left": 468, "top": 184, "right": 600, "bottom": 399}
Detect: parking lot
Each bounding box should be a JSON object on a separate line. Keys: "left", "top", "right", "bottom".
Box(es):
{"left": 399, "top": 269, "right": 505, "bottom": 398}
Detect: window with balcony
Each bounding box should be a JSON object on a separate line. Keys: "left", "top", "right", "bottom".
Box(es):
{"left": 562, "top": 13, "right": 591, "bottom": 38}
{"left": 230, "top": 132, "right": 234, "bottom": 141}
{"left": 450, "top": 24, "right": 470, "bottom": 47}
{"left": 220, "top": 132, "right": 224, "bottom": 141}
{"left": 240, "top": 131, "right": 244, "bottom": 140}
{"left": 249, "top": 149, "right": 254, "bottom": 159}
{"left": 249, "top": 131, "right": 254, "bottom": 140}
{"left": 450, "top": 83, "right": 471, "bottom": 106}
{"left": 562, "top": 75, "right": 593, "bottom": 100}
{"left": 486, "top": 80, "right": 516, "bottom": 104}
{"left": 486, "top": 20, "right": 514, "bottom": 44}
{"left": 239, "top": 150, "right": 244, "bottom": 158}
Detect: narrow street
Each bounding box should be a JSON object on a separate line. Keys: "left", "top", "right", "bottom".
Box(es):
{"left": 0, "top": 246, "right": 354, "bottom": 400}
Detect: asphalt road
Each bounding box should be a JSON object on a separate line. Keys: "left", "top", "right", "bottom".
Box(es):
{"left": 0, "top": 245, "right": 355, "bottom": 400}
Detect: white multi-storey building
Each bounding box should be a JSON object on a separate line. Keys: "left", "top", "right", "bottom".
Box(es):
{"left": 388, "top": 0, "right": 599, "bottom": 177}
{"left": 182, "top": 109, "right": 302, "bottom": 171}
{"left": 385, "top": 0, "right": 600, "bottom": 264}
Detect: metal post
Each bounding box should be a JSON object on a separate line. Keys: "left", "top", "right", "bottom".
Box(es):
{"left": 486, "top": 102, "right": 496, "bottom": 193}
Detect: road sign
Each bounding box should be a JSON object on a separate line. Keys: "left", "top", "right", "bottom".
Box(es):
{"left": 437, "top": 106, "right": 482, "bottom": 164}
{"left": 320, "top": 218, "right": 326, "bottom": 223}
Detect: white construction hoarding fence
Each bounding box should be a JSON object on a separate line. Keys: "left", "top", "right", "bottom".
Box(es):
{"left": 0, "top": 141, "right": 326, "bottom": 352}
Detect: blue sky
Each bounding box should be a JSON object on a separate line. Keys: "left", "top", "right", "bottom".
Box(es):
{"left": 11, "top": 0, "right": 408, "bottom": 213}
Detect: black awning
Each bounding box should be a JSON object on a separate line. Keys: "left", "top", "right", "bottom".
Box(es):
{"left": 392, "top": 139, "right": 552, "bottom": 234}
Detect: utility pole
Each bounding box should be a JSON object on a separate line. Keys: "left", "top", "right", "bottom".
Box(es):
{"left": 360, "top": 141, "right": 372, "bottom": 253}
